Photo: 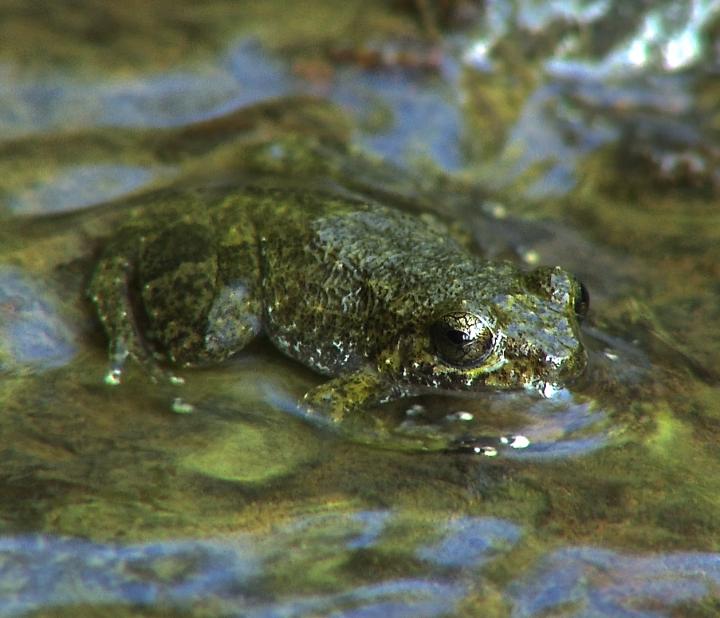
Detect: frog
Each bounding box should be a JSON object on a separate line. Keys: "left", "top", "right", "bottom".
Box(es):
{"left": 88, "top": 183, "right": 589, "bottom": 429}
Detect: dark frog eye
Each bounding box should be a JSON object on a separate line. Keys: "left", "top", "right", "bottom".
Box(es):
{"left": 573, "top": 280, "right": 590, "bottom": 320}
{"left": 430, "top": 312, "right": 496, "bottom": 367}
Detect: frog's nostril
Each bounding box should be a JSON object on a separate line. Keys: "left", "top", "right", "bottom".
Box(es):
{"left": 557, "top": 345, "right": 588, "bottom": 382}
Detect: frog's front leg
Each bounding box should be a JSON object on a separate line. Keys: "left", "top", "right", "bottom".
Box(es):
{"left": 302, "top": 366, "right": 400, "bottom": 424}
{"left": 303, "top": 368, "right": 530, "bottom": 455}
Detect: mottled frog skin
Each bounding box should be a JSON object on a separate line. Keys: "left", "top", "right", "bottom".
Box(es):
{"left": 89, "top": 185, "right": 588, "bottom": 421}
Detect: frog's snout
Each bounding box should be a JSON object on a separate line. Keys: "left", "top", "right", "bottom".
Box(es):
{"left": 553, "top": 341, "right": 588, "bottom": 383}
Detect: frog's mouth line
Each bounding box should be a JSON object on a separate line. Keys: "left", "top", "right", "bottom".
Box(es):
{"left": 418, "top": 340, "right": 586, "bottom": 394}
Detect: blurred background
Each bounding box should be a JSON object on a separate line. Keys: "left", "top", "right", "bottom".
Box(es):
{"left": 1, "top": 2, "right": 720, "bottom": 616}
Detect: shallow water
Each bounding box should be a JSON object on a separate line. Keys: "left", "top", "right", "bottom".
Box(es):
{"left": 1, "top": 1, "right": 720, "bottom": 616}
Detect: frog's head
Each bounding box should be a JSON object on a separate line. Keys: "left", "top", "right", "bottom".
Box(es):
{"left": 387, "top": 265, "right": 588, "bottom": 396}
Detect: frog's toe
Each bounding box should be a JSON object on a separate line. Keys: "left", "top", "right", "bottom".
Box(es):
{"left": 102, "top": 331, "right": 183, "bottom": 387}
{"left": 103, "top": 358, "right": 184, "bottom": 387}
{"left": 103, "top": 367, "right": 124, "bottom": 386}
{"left": 302, "top": 387, "right": 346, "bottom": 424}
{"left": 102, "top": 336, "right": 131, "bottom": 385}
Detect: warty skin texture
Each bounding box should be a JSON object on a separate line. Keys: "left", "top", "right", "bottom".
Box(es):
{"left": 89, "top": 185, "right": 588, "bottom": 423}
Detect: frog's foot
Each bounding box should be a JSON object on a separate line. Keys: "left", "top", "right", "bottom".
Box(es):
{"left": 301, "top": 367, "right": 395, "bottom": 425}
{"left": 89, "top": 254, "right": 182, "bottom": 387}
{"left": 103, "top": 338, "right": 183, "bottom": 386}
{"left": 101, "top": 327, "right": 181, "bottom": 386}
{"left": 302, "top": 386, "right": 346, "bottom": 424}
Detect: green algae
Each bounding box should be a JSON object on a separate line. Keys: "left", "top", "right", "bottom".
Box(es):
{"left": 1, "top": 1, "right": 720, "bottom": 616}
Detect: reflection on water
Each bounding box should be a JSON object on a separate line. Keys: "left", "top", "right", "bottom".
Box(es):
{"left": 416, "top": 516, "right": 521, "bottom": 568}
{"left": 3, "top": 515, "right": 719, "bottom": 617}
{"left": 0, "top": 41, "right": 290, "bottom": 136}
{"left": 329, "top": 67, "right": 463, "bottom": 170}
{"left": 0, "top": 267, "right": 76, "bottom": 370}
{"left": 511, "top": 546, "right": 720, "bottom": 618}
{"left": 0, "top": 534, "right": 260, "bottom": 617}
{"left": 1, "top": 0, "right": 719, "bottom": 616}
{"left": 7, "top": 164, "right": 161, "bottom": 215}
{"left": 504, "top": 393, "right": 609, "bottom": 460}
{"left": 0, "top": 511, "right": 514, "bottom": 617}
{"left": 0, "top": 38, "right": 462, "bottom": 173}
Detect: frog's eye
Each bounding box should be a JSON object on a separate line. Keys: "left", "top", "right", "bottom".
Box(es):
{"left": 574, "top": 280, "right": 590, "bottom": 320}
{"left": 430, "top": 312, "right": 495, "bottom": 367}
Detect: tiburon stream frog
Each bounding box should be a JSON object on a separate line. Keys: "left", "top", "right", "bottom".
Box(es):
{"left": 89, "top": 184, "right": 588, "bottom": 424}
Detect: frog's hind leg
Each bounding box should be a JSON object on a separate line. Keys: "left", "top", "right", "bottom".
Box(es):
{"left": 89, "top": 253, "right": 180, "bottom": 386}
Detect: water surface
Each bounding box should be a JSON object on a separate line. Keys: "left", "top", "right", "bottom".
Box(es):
{"left": 1, "top": 1, "right": 719, "bottom": 616}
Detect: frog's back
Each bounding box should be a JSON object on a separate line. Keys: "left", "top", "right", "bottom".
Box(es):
{"left": 95, "top": 184, "right": 475, "bottom": 375}
{"left": 215, "top": 186, "right": 473, "bottom": 375}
